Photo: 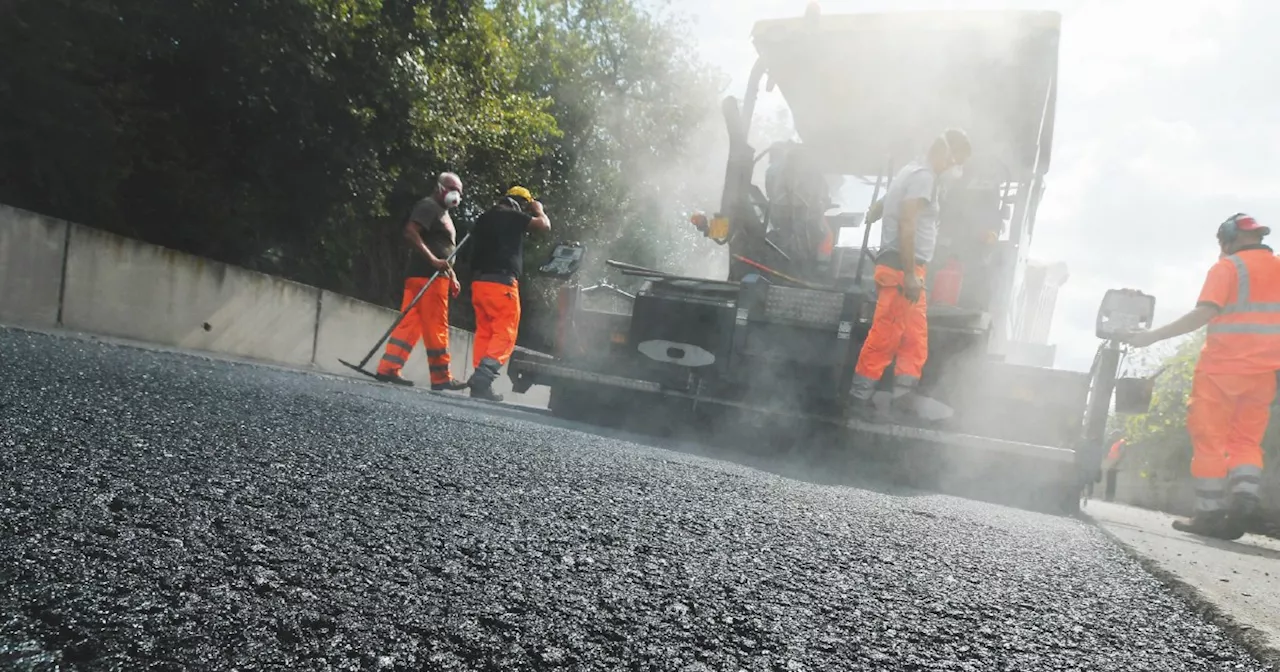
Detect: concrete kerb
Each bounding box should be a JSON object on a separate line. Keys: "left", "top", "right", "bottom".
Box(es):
{"left": 0, "top": 322, "right": 550, "bottom": 412}
{"left": 1082, "top": 512, "right": 1280, "bottom": 670}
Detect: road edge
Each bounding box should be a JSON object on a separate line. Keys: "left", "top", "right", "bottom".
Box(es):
{"left": 1084, "top": 513, "right": 1280, "bottom": 670}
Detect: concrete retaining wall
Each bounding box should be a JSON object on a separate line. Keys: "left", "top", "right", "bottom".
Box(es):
{"left": 61, "top": 224, "right": 320, "bottom": 367}
{"left": 0, "top": 203, "right": 547, "bottom": 407}
{"left": 0, "top": 204, "right": 68, "bottom": 329}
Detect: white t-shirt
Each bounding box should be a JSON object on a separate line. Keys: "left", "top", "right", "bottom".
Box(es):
{"left": 878, "top": 160, "right": 941, "bottom": 265}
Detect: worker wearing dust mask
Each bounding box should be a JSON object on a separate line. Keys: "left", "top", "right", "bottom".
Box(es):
{"left": 849, "top": 129, "right": 971, "bottom": 421}
{"left": 375, "top": 172, "right": 470, "bottom": 391}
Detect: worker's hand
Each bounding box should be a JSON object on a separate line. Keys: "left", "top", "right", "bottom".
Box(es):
{"left": 1117, "top": 329, "right": 1159, "bottom": 348}
{"left": 431, "top": 257, "right": 450, "bottom": 271}
{"left": 530, "top": 199, "right": 545, "bottom": 215}
{"left": 901, "top": 273, "right": 922, "bottom": 303}
{"left": 866, "top": 199, "right": 884, "bottom": 225}
{"left": 450, "top": 275, "right": 461, "bottom": 298}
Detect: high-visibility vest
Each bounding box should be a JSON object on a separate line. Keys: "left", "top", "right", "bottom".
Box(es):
{"left": 1202, "top": 248, "right": 1280, "bottom": 373}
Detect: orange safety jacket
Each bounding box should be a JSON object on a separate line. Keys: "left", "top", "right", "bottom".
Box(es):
{"left": 1198, "top": 245, "right": 1280, "bottom": 374}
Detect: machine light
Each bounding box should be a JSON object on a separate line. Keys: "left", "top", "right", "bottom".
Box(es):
{"left": 1095, "top": 288, "right": 1156, "bottom": 341}
{"left": 708, "top": 216, "right": 730, "bottom": 242}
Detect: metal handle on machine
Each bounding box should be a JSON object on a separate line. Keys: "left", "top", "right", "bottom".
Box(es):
{"left": 1077, "top": 339, "right": 1124, "bottom": 485}
{"left": 581, "top": 282, "right": 635, "bottom": 300}
{"left": 854, "top": 155, "right": 894, "bottom": 285}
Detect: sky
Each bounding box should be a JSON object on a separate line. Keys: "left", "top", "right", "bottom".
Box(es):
{"left": 672, "top": 0, "right": 1280, "bottom": 372}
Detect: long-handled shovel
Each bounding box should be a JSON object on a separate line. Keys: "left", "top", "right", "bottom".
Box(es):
{"left": 339, "top": 233, "right": 472, "bottom": 379}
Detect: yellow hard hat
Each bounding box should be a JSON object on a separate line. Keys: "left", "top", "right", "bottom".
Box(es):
{"left": 505, "top": 185, "right": 533, "bottom": 202}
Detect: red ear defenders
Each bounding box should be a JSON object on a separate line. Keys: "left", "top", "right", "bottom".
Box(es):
{"left": 1217, "top": 213, "right": 1264, "bottom": 245}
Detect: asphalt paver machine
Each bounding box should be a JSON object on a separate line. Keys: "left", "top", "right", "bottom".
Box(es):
{"left": 508, "top": 7, "right": 1158, "bottom": 513}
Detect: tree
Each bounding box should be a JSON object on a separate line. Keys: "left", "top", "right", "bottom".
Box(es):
{"left": 0, "top": 0, "right": 732, "bottom": 350}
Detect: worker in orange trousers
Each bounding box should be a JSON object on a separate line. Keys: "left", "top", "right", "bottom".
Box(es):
{"left": 464, "top": 186, "right": 551, "bottom": 401}
{"left": 375, "top": 172, "right": 469, "bottom": 391}
{"left": 849, "top": 129, "right": 971, "bottom": 421}
{"left": 1120, "top": 213, "right": 1280, "bottom": 540}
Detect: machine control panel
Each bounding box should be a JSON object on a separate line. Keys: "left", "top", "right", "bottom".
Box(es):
{"left": 538, "top": 241, "right": 586, "bottom": 278}
{"left": 1096, "top": 288, "right": 1156, "bottom": 340}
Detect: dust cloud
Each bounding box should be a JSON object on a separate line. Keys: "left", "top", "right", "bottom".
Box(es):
{"left": 551, "top": 6, "right": 1093, "bottom": 512}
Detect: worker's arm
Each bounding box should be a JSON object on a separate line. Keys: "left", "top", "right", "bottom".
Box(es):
{"left": 865, "top": 198, "right": 884, "bottom": 225}
{"left": 896, "top": 169, "right": 935, "bottom": 302}
{"left": 898, "top": 198, "right": 922, "bottom": 301}
{"left": 1122, "top": 261, "right": 1231, "bottom": 347}
{"left": 403, "top": 220, "right": 450, "bottom": 270}
{"left": 527, "top": 200, "right": 551, "bottom": 233}
{"left": 1125, "top": 305, "right": 1218, "bottom": 347}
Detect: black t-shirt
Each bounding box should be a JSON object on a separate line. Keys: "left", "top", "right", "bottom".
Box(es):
{"left": 468, "top": 206, "right": 534, "bottom": 279}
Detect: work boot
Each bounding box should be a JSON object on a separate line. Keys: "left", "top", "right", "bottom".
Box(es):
{"left": 1221, "top": 493, "right": 1262, "bottom": 540}
{"left": 467, "top": 357, "right": 504, "bottom": 402}
{"left": 469, "top": 385, "right": 504, "bottom": 402}
{"left": 375, "top": 371, "right": 414, "bottom": 387}
{"left": 1171, "top": 511, "right": 1241, "bottom": 540}
{"left": 889, "top": 391, "right": 920, "bottom": 420}
{"left": 846, "top": 396, "right": 889, "bottom": 423}
{"left": 431, "top": 379, "right": 469, "bottom": 392}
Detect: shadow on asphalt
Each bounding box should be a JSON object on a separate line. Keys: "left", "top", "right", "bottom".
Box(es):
{"left": 1187, "top": 534, "right": 1280, "bottom": 561}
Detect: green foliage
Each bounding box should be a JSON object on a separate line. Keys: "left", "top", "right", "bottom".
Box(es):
{"left": 0, "top": 0, "right": 732, "bottom": 343}
{"left": 1118, "top": 332, "right": 1203, "bottom": 477}
{"left": 1118, "top": 330, "right": 1280, "bottom": 496}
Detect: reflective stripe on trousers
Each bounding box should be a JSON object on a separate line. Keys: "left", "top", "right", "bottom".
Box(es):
{"left": 851, "top": 264, "right": 928, "bottom": 400}
{"left": 471, "top": 280, "right": 521, "bottom": 370}
{"left": 1195, "top": 465, "right": 1264, "bottom": 513}
{"left": 1187, "top": 369, "right": 1273, "bottom": 511}
{"left": 377, "top": 276, "right": 454, "bottom": 384}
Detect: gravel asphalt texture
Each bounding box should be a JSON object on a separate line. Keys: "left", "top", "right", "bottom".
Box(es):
{"left": 0, "top": 326, "right": 1271, "bottom": 671}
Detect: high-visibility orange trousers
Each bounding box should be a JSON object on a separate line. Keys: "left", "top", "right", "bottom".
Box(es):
{"left": 377, "top": 276, "right": 453, "bottom": 385}
{"left": 850, "top": 264, "right": 928, "bottom": 400}
{"left": 471, "top": 280, "right": 521, "bottom": 369}
{"left": 1185, "top": 369, "right": 1273, "bottom": 512}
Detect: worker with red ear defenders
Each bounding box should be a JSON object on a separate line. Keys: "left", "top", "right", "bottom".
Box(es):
{"left": 1119, "top": 213, "right": 1280, "bottom": 540}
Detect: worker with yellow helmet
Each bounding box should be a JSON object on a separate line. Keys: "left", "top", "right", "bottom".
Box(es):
{"left": 464, "top": 185, "right": 552, "bottom": 401}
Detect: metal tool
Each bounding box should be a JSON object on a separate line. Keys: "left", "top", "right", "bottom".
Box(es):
{"left": 732, "top": 253, "right": 821, "bottom": 289}
{"left": 339, "top": 233, "right": 472, "bottom": 379}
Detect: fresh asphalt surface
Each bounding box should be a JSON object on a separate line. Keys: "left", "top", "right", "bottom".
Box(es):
{"left": 0, "top": 327, "right": 1270, "bottom": 671}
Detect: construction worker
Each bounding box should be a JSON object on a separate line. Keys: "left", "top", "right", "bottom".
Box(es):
{"left": 1118, "top": 213, "right": 1280, "bottom": 540}
{"left": 1083, "top": 435, "right": 1125, "bottom": 504}
{"left": 849, "top": 129, "right": 971, "bottom": 420}
{"left": 1102, "top": 436, "right": 1126, "bottom": 502}
{"left": 375, "top": 172, "right": 469, "bottom": 391}
{"left": 465, "top": 186, "right": 551, "bottom": 401}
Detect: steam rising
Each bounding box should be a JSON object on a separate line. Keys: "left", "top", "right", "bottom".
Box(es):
{"left": 550, "top": 6, "right": 1087, "bottom": 513}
